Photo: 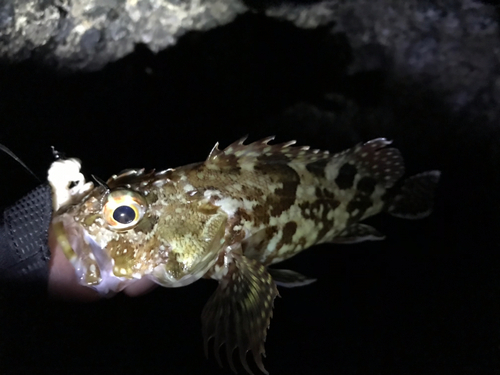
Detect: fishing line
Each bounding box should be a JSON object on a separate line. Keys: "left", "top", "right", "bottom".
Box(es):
{"left": 0, "top": 143, "right": 41, "bottom": 183}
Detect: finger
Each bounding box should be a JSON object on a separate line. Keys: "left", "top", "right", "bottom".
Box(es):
{"left": 123, "top": 278, "right": 158, "bottom": 297}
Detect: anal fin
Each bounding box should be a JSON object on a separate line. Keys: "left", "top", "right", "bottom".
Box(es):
{"left": 202, "top": 253, "right": 279, "bottom": 375}
{"left": 268, "top": 268, "right": 317, "bottom": 288}
{"left": 331, "top": 223, "right": 385, "bottom": 244}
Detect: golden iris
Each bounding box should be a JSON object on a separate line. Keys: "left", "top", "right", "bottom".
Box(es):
{"left": 103, "top": 189, "right": 146, "bottom": 230}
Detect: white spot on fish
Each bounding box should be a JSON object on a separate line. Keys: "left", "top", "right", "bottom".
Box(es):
{"left": 240, "top": 162, "right": 255, "bottom": 172}
{"left": 211, "top": 194, "right": 242, "bottom": 216}
{"left": 242, "top": 199, "right": 258, "bottom": 211}
{"left": 266, "top": 230, "right": 283, "bottom": 254}
{"left": 153, "top": 180, "right": 166, "bottom": 187}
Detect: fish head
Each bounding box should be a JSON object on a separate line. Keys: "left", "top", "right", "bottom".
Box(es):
{"left": 52, "top": 167, "right": 227, "bottom": 295}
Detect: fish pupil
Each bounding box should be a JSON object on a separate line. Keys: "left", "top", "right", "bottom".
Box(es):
{"left": 113, "top": 205, "right": 136, "bottom": 224}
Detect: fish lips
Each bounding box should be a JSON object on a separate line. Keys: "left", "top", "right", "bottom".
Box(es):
{"left": 53, "top": 214, "right": 138, "bottom": 295}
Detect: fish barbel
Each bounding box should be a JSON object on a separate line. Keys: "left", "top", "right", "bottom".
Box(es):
{"left": 50, "top": 136, "right": 440, "bottom": 374}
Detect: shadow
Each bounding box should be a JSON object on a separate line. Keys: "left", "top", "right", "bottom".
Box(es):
{"left": 0, "top": 13, "right": 351, "bottom": 198}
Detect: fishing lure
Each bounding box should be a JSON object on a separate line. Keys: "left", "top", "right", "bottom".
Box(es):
{"left": 49, "top": 137, "right": 440, "bottom": 374}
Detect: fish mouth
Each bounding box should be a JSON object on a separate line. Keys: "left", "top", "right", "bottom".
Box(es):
{"left": 52, "top": 214, "right": 138, "bottom": 296}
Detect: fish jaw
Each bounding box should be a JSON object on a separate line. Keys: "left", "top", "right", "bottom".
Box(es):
{"left": 48, "top": 157, "right": 135, "bottom": 294}
{"left": 52, "top": 213, "right": 139, "bottom": 296}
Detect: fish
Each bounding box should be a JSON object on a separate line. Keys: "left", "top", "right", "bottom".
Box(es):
{"left": 49, "top": 136, "right": 440, "bottom": 374}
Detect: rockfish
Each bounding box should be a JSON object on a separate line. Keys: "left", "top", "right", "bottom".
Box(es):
{"left": 49, "top": 137, "right": 440, "bottom": 374}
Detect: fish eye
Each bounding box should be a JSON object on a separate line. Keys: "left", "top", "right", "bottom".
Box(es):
{"left": 103, "top": 190, "right": 147, "bottom": 230}
{"left": 113, "top": 205, "right": 136, "bottom": 224}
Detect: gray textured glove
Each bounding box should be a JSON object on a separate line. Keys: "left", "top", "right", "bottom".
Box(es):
{"left": 0, "top": 184, "right": 53, "bottom": 287}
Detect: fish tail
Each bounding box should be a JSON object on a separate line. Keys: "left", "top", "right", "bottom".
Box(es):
{"left": 387, "top": 170, "right": 441, "bottom": 219}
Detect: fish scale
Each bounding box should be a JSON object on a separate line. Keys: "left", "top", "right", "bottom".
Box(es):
{"left": 50, "top": 136, "right": 441, "bottom": 374}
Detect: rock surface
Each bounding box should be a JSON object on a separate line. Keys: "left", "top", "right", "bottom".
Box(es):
{"left": 1, "top": 0, "right": 499, "bottom": 118}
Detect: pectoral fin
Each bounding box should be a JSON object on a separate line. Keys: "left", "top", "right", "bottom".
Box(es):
{"left": 331, "top": 223, "right": 385, "bottom": 244}
{"left": 201, "top": 253, "right": 278, "bottom": 375}
{"left": 268, "top": 268, "right": 317, "bottom": 288}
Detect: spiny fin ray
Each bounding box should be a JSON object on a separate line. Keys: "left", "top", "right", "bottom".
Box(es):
{"left": 202, "top": 253, "right": 278, "bottom": 375}
{"left": 206, "top": 136, "right": 331, "bottom": 167}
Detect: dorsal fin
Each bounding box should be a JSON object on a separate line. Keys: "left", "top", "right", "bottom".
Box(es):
{"left": 206, "top": 142, "right": 223, "bottom": 161}
{"left": 331, "top": 138, "right": 405, "bottom": 188}
{"left": 206, "top": 136, "right": 331, "bottom": 168}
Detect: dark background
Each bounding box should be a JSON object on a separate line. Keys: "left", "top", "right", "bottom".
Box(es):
{"left": 1, "top": 12, "right": 499, "bottom": 375}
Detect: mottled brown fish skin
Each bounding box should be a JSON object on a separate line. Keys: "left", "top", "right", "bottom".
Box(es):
{"left": 55, "top": 138, "right": 404, "bottom": 286}
{"left": 178, "top": 137, "right": 403, "bottom": 269}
